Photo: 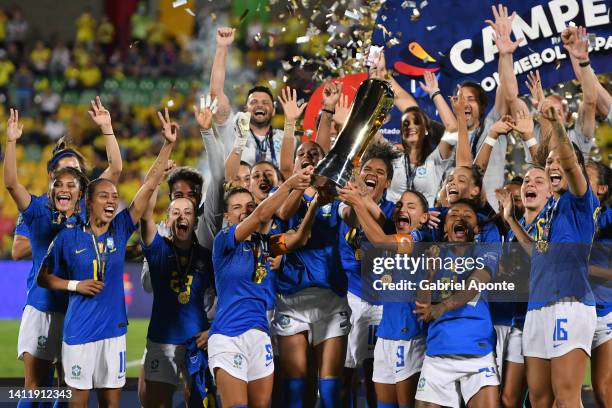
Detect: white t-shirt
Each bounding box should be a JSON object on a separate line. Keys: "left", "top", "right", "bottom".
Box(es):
{"left": 387, "top": 147, "right": 453, "bottom": 207}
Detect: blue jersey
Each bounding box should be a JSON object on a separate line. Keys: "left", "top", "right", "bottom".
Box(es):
{"left": 266, "top": 217, "right": 285, "bottom": 310}
{"left": 341, "top": 197, "right": 396, "bottom": 298}
{"left": 23, "top": 195, "right": 86, "bottom": 313}
{"left": 278, "top": 196, "right": 345, "bottom": 296}
{"left": 143, "top": 233, "right": 213, "bottom": 345}
{"left": 210, "top": 224, "right": 274, "bottom": 337}
{"left": 14, "top": 213, "right": 30, "bottom": 238}
{"left": 377, "top": 232, "right": 427, "bottom": 341}
{"left": 425, "top": 246, "right": 498, "bottom": 357}
{"left": 528, "top": 188, "right": 599, "bottom": 310}
{"left": 42, "top": 209, "right": 137, "bottom": 345}
{"left": 430, "top": 206, "right": 502, "bottom": 244}
{"left": 591, "top": 205, "right": 611, "bottom": 317}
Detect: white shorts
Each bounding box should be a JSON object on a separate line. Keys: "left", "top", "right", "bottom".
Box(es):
{"left": 415, "top": 353, "right": 500, "bottom": 408}
{"left": 505, "top": 327, "right": 524, "bottom": 364}
{"left": 372, "top": 336, "right": 426, "bottom": 384}
{"left": 345, "top": 292, "right": 383, "bottom": 368}
{"left": 272, "top": 287, "right": 351, "bottom": 346}
{"left": 592, "top": 312, "right": 612, "bottom": 350}
{"left": 493, "top": 325, "right": 511, "bottom": 378}
{"left": 17, "top": 305, "right": 64, "bottom": 363}
{"left": 208, "top": 329, "right": 273, "bottom": 382}
{"left": 143, "top": 339, "right": 187, "bottom": 387}
{"left": 523, "top": 301, "right": 597, "bottom": 359}
{"left": 62, "top": 335, "right": 127, "bottom": 390}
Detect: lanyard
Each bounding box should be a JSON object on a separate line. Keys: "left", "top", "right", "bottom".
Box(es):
{"left": 170, "top": 241, "right": 195, "bottom": 292}
{"left": 469, "top": 129, "right": 480, "bottom": 157}
{"left": 403, "top": 154, "right": 417, "bottom": 191}
{"left": 89, "top": 230, "right": 108, "bottom": 281}
{"left": 250, "top": 129, "right": 277, "bottom": 165}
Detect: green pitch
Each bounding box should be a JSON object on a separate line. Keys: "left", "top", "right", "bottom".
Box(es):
{"left": 0, "top": 319, "right": 593, "bottom": 386}
{"left": 0, "top": 319, "right": 149, "bottom": 378}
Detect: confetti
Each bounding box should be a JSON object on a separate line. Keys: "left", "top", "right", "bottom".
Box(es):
{"left": 327, "top": 24, "right": 337, "bottom": 33}
{"left": 185, "top": 8, "right": 195, "bottom": 16}
{"left": 420, "top": 0, "right": 428, "bottom": 8}
{"left": 381, "top": 15, "right": 387, "bottom": 21}
{"left": 411, "top": 8, "right": 421, "bottom": 21}
{"left": 296, "top": 36, "right": 310, "bottom": 44}
{"left": 257, "top": 59, "right": 263, "bottom": 67}
{"left": 282, "top": 60, "right": 292, "bottom": 70}
{"left": 172, "top": 0, "right": 187, "bottom": 8}
{"left": 268, "top": 80, "right": 277, "bottom": 89}
{"left": 386, "top": 38, "right": 400, "bottom": 47}
{"left": 426, "top": 25, "right": 436, "bottom": 31}
{"left": 344, "top": 9, "right": 361, "bottom": 20}
{"left": 555, "top": 60, "right": 561, "bottom": 70}
{"left": 239, "top": 9, "right": 249, "bottom": 23}
{"left": 167, "top": 100, "right": 175, "bottom": 108}
{"left": 129, "top": 40, "right": 140, "bottom": 48}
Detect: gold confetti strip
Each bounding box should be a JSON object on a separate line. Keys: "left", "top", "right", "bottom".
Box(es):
{"left": 172, "top": 0, "right": 187, "bottom": 8}
{"left": 296, "top": 36, "right": 310, "bottom": 44}
{"left": 185, "top": 8, "right": 195, "bottom": 16}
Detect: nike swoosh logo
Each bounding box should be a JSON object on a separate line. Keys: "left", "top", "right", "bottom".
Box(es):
{"left": 553, "top": 343, "right": 563, "bottom": 348}
{"left": 117, "top": 374, "right": 125, "bottom": 379}
{"left": 265, "top": 361, "right": 273, "bottom": 367}
{"left": 485, "top": 374, "right": 495, "bottom": 378}
{"left": 395, "top": 369, "right": 403, "bottom": 373}
{"left": 75, "top": 249, "right": 86, "bottom": 254}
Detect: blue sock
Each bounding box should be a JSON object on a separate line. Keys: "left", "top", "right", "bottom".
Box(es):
{"left": 284, "top": 378, "right": 306, "bottom": 408}
{"left": 52, "top": 401, "right": 68, "bottom": 408}
{"left": 377, "top": 403, "right": 398, "bottom": 408}
{"left": 319, "top": 378, "right": 341, "bottom": 408}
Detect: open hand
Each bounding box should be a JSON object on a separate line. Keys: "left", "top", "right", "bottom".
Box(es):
{"left": 88, "top": 96, "right": 113, "bottom": 129}
{"left": 279, "top": 87, "right": 307, "bottom": 123}
{"left": 193, "top": 95, "right": 218, "bottom": 130}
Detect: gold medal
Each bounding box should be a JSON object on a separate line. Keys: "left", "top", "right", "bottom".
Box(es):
{"left": 536, "top": 240, "right": 548, "bottom": 253}
{"left": 254, "top": 265, "right": 268, "bottom": 284}
{"left": 355, "top": 248, "right": 363, "bottom": 260}
{"left": 429, "top": 245, "right": 440, "bottom": 258}
{"left": 178, "top": 291, "right": 189, "bottom": 304}
{"left": 381, "top": 274, "right": 392, "bottom": 284}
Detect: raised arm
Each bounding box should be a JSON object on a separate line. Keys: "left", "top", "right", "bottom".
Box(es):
{"left": 474, "top": 115, "right": 512, "bottom": 172}
{"left": 486, "top": 4, "right": 523, "bottom": 116}
{"left": 563, "top": 26, "right": 597, "bottom": 140}
{"left": 497, "top": 189, "right": 533, "bottom": 256}
{"left": 508, "top": 108, "right": 538, "bottom": 160}
{"left": 451, "top": 95, "right": 473, "bottom": 167}
{"left": 370, "top": 51, "right": 417, "bottom": 112}
{"left": 210, "top": 27, "right": 235, "bottom": 125}
{"left": 140, "top": 185, "right": 159, "bottom": 246}
{"left": 235, "top": 167, "right": 312, "bottom": 242}
{"left": 543, "top": 105, "right": 588, "bottom": 196}
{"left": 88, "top": 96, "right": 122, "bottom": 184}
{"left": 419, "top": 71, "right": 457, "bottom": 134}
{"left": 130, "top": 109, "right": 177, "bottom": 223}
{"left": 315, "top": 81, "right": 342, "bottom": 153}
{"left": 194, "top": 96, "right": 226, "bottom": 249}
{"left": 3, "top": 109, "right": 31, "bottom": 211}
{"left": 279, "top": 87, "right": 307, "bottom": 180}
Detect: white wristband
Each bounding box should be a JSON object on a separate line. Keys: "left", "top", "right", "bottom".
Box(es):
{"left": 525, "top": 138, "right": 537, "bottom": 148}
{"left": 484, "top": 137, "right": 497, "bottom": 147}
{"left": 440, "top": 131, "right": 458, "bottom": 146}
{"left": 67, "top": 280, "right": 80, "bottom": 292}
